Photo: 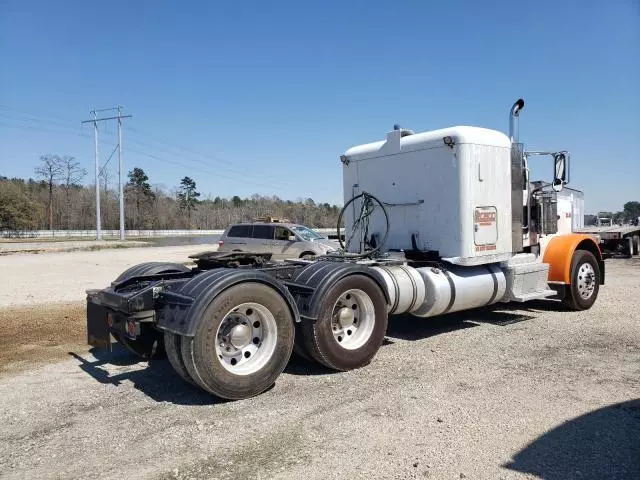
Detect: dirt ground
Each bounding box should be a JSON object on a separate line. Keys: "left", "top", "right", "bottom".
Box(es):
{"left": 0, "top": 303, "right": 87, "bottom": 374}
{"left": 0, "top": 257, "right": 638, "bottom": 480}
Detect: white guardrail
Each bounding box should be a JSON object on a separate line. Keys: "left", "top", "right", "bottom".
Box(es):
{"left": 1, "top": 228, "right": 343, "bottom": 239}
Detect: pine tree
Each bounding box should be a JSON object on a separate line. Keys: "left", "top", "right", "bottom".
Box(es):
{"left": 177, "top": 176, "right": 200, "bottom": 228}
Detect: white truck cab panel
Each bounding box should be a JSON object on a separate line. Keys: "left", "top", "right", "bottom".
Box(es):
{"left": 342, "top": 126, "right": 513, "bottom": 266}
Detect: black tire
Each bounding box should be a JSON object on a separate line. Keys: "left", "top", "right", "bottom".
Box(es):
{"left": 112, "top": 262, "right": 191, "bottom": 359}
{"left": 562, "top": 249, "right": 600, "bottom": 311}
{"left": 164, "top": 332, "right": 195, "bottom": 385}
{"left": 114, "top": 262, "right": 190, "bottom": 283}
{"left": 300, "top": 274, "right": 387, "bottom": 371}
{"left": 180, "top": 282, "right": 295, "bottom": 400}
{"left": 632, "top": 235, "right": 639, "bottom": 256}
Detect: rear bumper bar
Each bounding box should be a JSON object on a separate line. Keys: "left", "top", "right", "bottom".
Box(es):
{"left": 86, "top": 287, "right": 159, "bottom": 350}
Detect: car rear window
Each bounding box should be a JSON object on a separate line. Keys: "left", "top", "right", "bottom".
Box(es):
{"left": 227, "top": 225, "right": 252, "bottom": 237}
{"left": 251, "top": 225, "right": 274, "bottom": 239}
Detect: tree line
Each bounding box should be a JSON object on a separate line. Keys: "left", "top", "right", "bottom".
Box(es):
{"left": 0, "top": 154, "right": 342, "bottom": 235}
{"left": 3, "top": 154, "right": 639, "bottom": 236}
{"left": 584, "top": 202, "right": 640, "bottom": 226}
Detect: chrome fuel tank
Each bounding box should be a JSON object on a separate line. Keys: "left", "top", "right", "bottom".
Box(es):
{"left": 412, "top": 264, "right": 506, "bottom": 318}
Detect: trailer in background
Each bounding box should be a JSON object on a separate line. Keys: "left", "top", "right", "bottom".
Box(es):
{"left": 575, "top": 224, "right": 640, "bottom": 257}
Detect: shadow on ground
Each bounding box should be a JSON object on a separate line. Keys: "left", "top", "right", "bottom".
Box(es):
{"left": 284, "top": 353, "right": 333, "bottom": 376}
{"left": 504, "top": 399, "right": 640, "bottom": 479}
{"left": 69, "top": 344, "right": 336, "bottom": 402}
{"left": 69, "top": 347, "right": 221, "bottom": 406}
{"left": 386, "top": 299, "right": 570, "bottom": 341}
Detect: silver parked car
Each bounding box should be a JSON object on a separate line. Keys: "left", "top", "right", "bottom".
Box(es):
{"left": 217, "top": 220, "right": 339, "bottom": 260}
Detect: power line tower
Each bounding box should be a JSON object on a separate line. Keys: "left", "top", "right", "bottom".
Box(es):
{"left": 82, "top": 107, "right": 132, "bottom": 240}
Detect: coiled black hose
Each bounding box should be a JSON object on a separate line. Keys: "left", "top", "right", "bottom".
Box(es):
{"left": 331, "top": 191, "right": 390, "bottom": 259}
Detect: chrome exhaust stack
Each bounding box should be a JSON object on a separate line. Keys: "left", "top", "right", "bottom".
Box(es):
{"left": 509, "top": 98, "right": 525, "bottom": 143}
{"left": 509, "top": 98, "right": 526, "bottom": 253}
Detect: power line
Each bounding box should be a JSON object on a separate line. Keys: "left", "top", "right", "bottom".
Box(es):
{"left": 0, "top": 120, "right": 90, "bottom": 137}
{"left": 126, "top": 126, "right": 296, "bottom": 185}
{"left": 0, "top": 112, "right": 81, "bottom": 132}
{"left": 0, "top": 105, "right": 339, "bottom": 200}
{"left": 0, "top": 105, "right": 297, "bottom": 186}
{"left": 0, "top": 119, "right": 337, "bottom": 199}
{"left": 91, "top": 125, "right": 297, "bottom": 188}
{"left": 126, "top": 145, "right": 339, "bottom": 200}
{"left": 0, "top": 116, "right": 302, "bottom": 191}
{"left": 0, "top": 105, "right": 80, "bottom": 129}
{"left": 126, "top": 146, "right": 289, "bottom": 190}
{"left": 76, "top": 122, "right": 297, "bottom": 187}
{"left": 124, "top": 135, "right": 293, "bottom": 187}
{"left": 99, "top": 144, "right": 119, "bottom": 178}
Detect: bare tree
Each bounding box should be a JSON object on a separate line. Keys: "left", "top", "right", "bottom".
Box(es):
{"left": 59, "top": 156, "right": 87, "bottom": 230}
{"left": 34, "top": 155, "right": 63, "bottom": 230}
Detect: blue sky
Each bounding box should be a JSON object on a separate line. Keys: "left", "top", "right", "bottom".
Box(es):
{"left": 0, "top": 0, "right": 638, "bottom": 212}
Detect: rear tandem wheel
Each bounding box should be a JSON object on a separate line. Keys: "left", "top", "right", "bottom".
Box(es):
{"left": 179, "top": 282, "right": 295, "bottom": 400}
{"left": 165, "top": 331, "right": 195, "bottom": 385}
{"left": 300, "top": 274, "right": 388, "bottom": 371}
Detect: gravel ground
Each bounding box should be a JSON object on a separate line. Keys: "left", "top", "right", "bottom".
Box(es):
{"left": 0, "top": 244, "right": 217, "bottom": 307}
{"left": 0, "top": 258, "right": 638, "bottom": 479}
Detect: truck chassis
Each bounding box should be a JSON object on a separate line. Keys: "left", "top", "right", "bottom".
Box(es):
{"left": 86, "top": 98, "right": 607, "bottom": 400}
{"left": 87, "top": 247, "right": 603, "bottom": 400}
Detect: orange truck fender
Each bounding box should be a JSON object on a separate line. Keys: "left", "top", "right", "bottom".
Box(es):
{"left": 542, "top": 234, "right": 605, "bottom": 285}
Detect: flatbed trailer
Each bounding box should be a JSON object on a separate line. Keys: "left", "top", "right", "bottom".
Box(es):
{"left": 575, "top": 225, "right": 640, "bottom": 257}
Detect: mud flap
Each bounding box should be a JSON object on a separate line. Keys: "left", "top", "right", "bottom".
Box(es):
{"left": 86, "top": 293, "right": 112, "bottom": 351}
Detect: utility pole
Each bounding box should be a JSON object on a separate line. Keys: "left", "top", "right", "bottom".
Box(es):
{"left": 82, "top": 107, "right": 132, "bottom": 240}
{"left": 117, "top": 106, "right": 125, "bottom": 240}
{"left": 90, "top": 111, "right": 101, "bottom": 240}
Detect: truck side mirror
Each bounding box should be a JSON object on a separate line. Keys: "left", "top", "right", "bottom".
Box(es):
{"left": 552, "top": 153, "right": 567, "bottom": 192}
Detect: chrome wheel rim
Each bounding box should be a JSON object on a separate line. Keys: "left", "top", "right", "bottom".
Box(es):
{"left": 576, "top": 263, "right": 596, "bottom": 300}
{"left": 215, "top": 302, "right": 277, "bottom": 375}
{"left": 331, "top": 289, "right": 375, "bottom": 350}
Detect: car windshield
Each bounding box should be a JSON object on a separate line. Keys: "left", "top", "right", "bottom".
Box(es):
{"left": 291, "top": 225, "right": 324, "bottom": 241}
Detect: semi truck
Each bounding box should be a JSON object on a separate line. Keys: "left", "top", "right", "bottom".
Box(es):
{"left": 86, "top": 99, "right": 604, "bottom": 400}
